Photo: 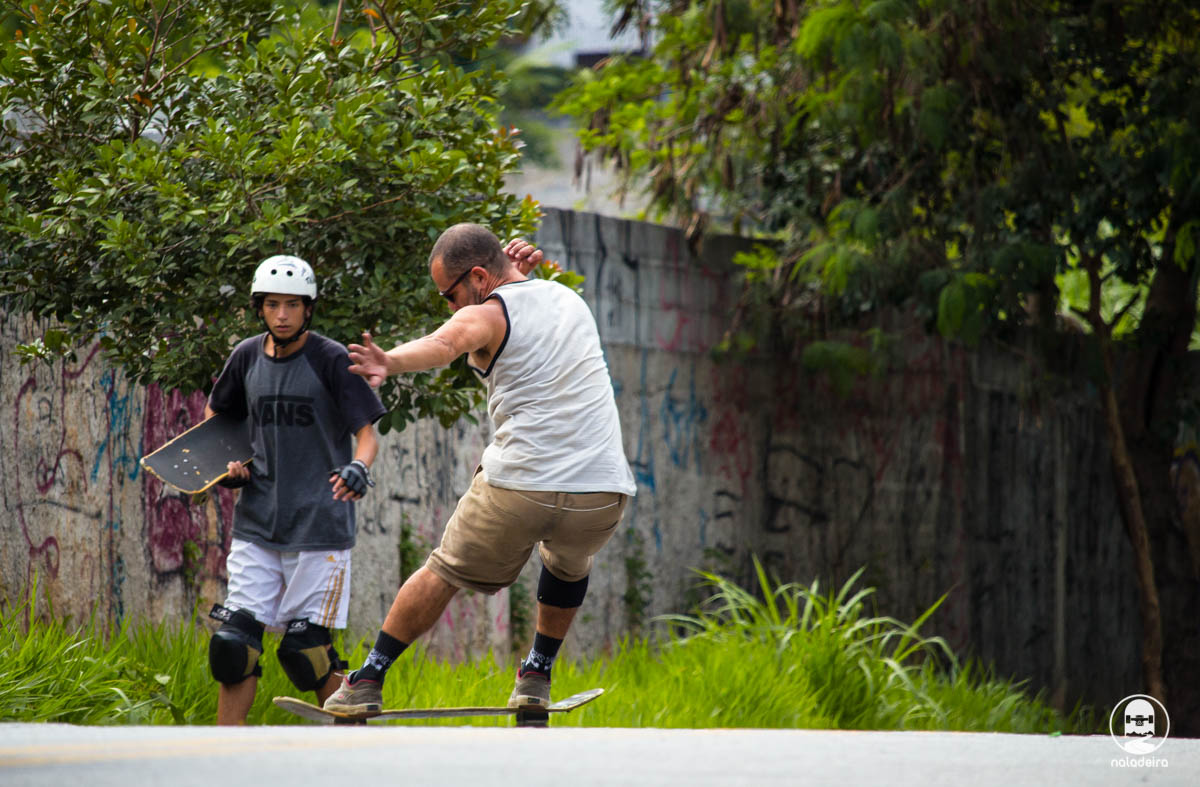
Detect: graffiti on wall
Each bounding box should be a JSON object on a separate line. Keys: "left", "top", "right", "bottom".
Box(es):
{"left": 0, "top": 308, "right": 244, "bottom": 624}
{"left": 2, "top": 335, "right": 146, "bottom": 623}
{"left": 141, "top": 384, "right": 237, "bottom": 592}
{"left": 8, "top": 343, "right": 104, "bottom": 589}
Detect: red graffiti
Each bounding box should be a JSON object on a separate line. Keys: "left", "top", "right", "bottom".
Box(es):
{"left": 11, "top": 342, "right": 103, "bottom": 583}
{"left": 709, "top": 366, "right": 755, "bottom": 495}
{"left": 142, "top": 384, "right": 234, "bottom": 579}
{"left": 653, "top": 235, "right": 732, "bottom": 353}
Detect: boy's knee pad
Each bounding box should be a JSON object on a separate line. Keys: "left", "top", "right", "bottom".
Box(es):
{"left": 208, "top": 605, "right": 264, "bottom": 685}
{"left": 536, "top": 565, "right": 589, "bottom": 608}
{"left": 277, "top": 619, "right": 343, "bottom": 692}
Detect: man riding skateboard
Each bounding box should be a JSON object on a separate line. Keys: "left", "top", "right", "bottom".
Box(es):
{"left": 323, "top": 224, "right": 636, "bottom": 715}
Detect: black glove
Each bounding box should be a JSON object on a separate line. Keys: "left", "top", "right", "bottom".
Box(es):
{"left": 330, "top": 459, "right": 374, "bottom": 497}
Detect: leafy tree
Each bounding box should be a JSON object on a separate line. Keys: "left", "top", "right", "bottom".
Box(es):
{"left": 339, "top": 0, "right": 574, "bottom": 166}
{"left": 556, "top": 0, "right": 1200, "bottom": 731}
{"left": 0, "top": 0, "right": 543, "bottom": 431}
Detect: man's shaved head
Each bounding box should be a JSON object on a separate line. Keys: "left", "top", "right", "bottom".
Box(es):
{"left": 430, "top": 223, "right": 506, "bottom": 278}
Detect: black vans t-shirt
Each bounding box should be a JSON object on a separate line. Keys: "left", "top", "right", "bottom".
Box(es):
{"left": 208, "top": 332, "right": 386, "bottom": 550}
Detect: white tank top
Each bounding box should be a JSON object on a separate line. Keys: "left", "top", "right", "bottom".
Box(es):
{"left": 475, "top": 278, "right": 636, "bottom": 495}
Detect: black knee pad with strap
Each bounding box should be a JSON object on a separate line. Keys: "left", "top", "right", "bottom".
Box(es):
{"left": 277, "top": 618, "right": 344, "bottom": 692}
{"left": 536, "top": 565, "right": 589, "bottom": 608}
{"left": 208, "top": 605, "right": 264, "bottom": 685}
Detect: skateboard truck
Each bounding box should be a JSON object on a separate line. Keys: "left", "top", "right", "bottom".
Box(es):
{"left": 515, "top": 708, "right": 550, "bottom": 728}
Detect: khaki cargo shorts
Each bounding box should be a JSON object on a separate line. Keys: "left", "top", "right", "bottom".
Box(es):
{"left": 426, "top": 471, "right": 628, "bottom": 594}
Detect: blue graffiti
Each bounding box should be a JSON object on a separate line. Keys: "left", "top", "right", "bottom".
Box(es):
{"left": 660, "top": 365, "right": 708, "bottom": 472}
{"left": 631, "top": 350, "right": 656, "bottom": 492}
{"left": 91, "top": 369, "right": 140, "bottom": 484}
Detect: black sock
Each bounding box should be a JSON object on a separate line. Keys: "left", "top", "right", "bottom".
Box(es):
{"left": 350, "top": 631, "right": 408, "bottom": 684}
{"left": 521, "top": 631, "right": 563, "bottom": 677}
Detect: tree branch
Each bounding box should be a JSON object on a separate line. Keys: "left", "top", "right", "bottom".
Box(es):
{"left": 331, "top": 0, "right": 346, "bottom": 44}
{"left": 306, "top": 194, "right": 410, "bottom": 225}
{"left": 151, "top": 29, "right": 247, "bottom": 94}
{"left": 1113, "top": 291, "right": 1142, "bottom": 327}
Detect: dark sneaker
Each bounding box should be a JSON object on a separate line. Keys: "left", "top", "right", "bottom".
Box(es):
{"left": 323, "top": 675, "right": 383, "bottom": 716}
{"left": 507, "top": 669, "right": 550, "bottom": 709}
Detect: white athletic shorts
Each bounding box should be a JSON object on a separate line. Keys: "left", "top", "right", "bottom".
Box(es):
{"left": 223, "top": 538, "right": 351, "bottom": 631}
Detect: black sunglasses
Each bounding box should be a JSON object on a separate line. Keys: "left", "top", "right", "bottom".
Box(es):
{"left": 439, "top": 267, "right": 474, "bottom": 302}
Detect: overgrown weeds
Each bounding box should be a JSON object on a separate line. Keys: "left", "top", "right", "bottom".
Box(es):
{"left": 0, "top": 562, "right": 1091, "bottom": 732}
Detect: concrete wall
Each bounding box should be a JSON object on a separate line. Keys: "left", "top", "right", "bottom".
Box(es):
{"left": 0, "top": 208, "right": 1141, "bottom": 711}
{"left": 534, "top": 210, "right": 1140, "bottom": 710}
{"left": 0, "top": 316, "right": 508, "bottom": 662}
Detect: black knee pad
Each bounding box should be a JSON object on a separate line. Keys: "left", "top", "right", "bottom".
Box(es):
{"left": 536, "top": 565, "right": 589, "bottom": 608}
{"left": 277, "top": 619, "right": 344, "bottom": 692}
{"left": 208, "top": 605, "right": 264, "bottom": 685}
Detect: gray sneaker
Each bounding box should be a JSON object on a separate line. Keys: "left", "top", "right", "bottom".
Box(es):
{"left": 507, "top": 669, "right": 550, "bottom": 709}
{"left": 323, "top": 675, "right": 383, "bottom": 716}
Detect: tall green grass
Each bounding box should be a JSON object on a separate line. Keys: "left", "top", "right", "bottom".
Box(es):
{"left": 0, "top": 586, "right": 185, "bottom": 724}
{"left": 0, "top": 563, "right": 1093, "bottom": 731}
{"left": 544, "top": 561, "right": 1089, "bottom": 732}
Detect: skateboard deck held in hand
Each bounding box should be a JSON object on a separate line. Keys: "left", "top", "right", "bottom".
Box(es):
{"left": 273, "top": 687, "right": 604, "bottom": 726}
{"left": 140, "top": 413, "right": 252, "bottom": 495}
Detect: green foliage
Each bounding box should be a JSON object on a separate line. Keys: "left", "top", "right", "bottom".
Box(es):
{"left": 530, "top": 257, "right": 584, "bottom": 293}
{"left": 645, "top": 558, "right": 1082, "bottom": 731}
{"left": 0, "top": 0, "right": 541, "bottom": 428}
{"left": 1, "top": 562, "right": 1088, "bottom": 732}
{"left": 481, "top": 47, "right": 575, "bottom": 168}
{"left": 556, "top": 1, "right": 1200, "bottom": 359}
{"left": 1056, "top": 252, "right": 1143, "bottom": 340}
{"left": 801, "top": 335, "right": 888, "bottom": 397}
{"left": 0, "top": 585, "right": 191, "bottom": 724}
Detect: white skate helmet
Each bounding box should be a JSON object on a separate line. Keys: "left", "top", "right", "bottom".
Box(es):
{"left": 251, "top": 255, "right": 317, "bottom": 300}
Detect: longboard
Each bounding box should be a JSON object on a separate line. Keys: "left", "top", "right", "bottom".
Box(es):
{"left": 273, "top": 687, "right": 604, "bottom": 727}
{"left": 140, "top": 413, "right": 252, "bottom": 494}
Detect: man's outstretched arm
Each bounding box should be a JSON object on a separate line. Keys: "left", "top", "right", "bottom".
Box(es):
{"left": 348, "top": 303, "right": 502, "bottom": 386}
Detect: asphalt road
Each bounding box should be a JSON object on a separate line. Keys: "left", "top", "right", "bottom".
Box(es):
{"left": 1, "top": 723, "right": 1195, "bottom": 786}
